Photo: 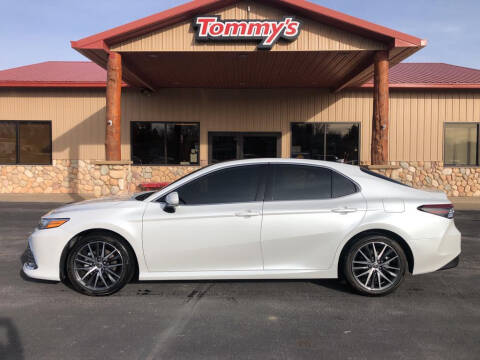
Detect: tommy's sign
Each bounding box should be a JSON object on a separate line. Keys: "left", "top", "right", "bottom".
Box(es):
{"left": 194, "top": 16, "right": 302, "bottom": 50}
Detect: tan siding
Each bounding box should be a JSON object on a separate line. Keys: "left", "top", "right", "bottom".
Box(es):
{"left": 118, "top": 88, "right": 374, "bottom": 163}
{"left": 111, "top": 2, "right": 386, "bottom": 52}
{"left": 389, "top": 89, "right": 480, "bottom": 162}
{"left": 2, "top": 88, "right": 480, "bottom": 164}
{"left": 0, "top": 88, "right": 106, "bottom": 160}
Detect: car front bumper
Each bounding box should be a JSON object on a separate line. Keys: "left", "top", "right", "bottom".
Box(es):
{"left": 22, "top": 228, "right": 70, "bottom": 282}
{"left": 438, "top": 255, "right": 460, "bottom": 270}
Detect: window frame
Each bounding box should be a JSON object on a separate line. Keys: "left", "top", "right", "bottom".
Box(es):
{"left": 0, "top": 120, "right": 52, "bottom": 165}
{"left": 264, "top": 163, "right": 359, "bottom": 202}
{"left": 290, "top": 122, "right": 361, "bottom": 165}
{"left": 130, "top": 121, "right": 200, "bottom": 166}
{"left": 443, "top": 122, "right": 480, "bottom": 167}
{"left": 159, "top": 164, "right": 268, "bottom": 206}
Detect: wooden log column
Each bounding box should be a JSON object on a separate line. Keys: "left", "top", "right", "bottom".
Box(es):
{"left": 371, "top": 50, "right": 389, "bottom": 165}
{"left": 105, "top": 52, "right": 122, "bottom": 161}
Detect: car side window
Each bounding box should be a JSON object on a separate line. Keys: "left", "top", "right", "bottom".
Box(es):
{"left": 176, "top": 165, "right": 264, "bottom": 205}
{"left": 270, "top": 164, "right": 332, "bottom": 201}
{"left": 332, "top": 171, "right": 357, "bottom": 198}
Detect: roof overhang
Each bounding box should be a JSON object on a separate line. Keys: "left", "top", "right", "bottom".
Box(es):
{"left": 70, "top": 0, "right": 426, "bottom": 91}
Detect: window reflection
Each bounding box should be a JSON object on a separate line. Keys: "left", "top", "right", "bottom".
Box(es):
{"left": 291, "top": 123, "right": 359, "bottom": 165}
{"left": 131, "top": 122, "right": 199, "bottom": 165}
{"left": 445, "top": 124, "right": 478, "bottom": 166}
{"left": 0, "top": 121, "right": 51, "bottom": 165}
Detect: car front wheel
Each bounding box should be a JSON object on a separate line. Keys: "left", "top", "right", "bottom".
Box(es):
{"left": 343, "top": 235, "right": 407, "bottom": 296}
{"left": 66, "top": 233, "right": 134, "bottom": 296}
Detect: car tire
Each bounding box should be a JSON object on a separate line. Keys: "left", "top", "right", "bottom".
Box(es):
{"left": 343, "top": 235, "right": 407, "bottom": 296}
{"left": 66, "top": 233, "right": 134, "bottom": 296}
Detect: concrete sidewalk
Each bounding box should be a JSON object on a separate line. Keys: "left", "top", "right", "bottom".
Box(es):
{"left": 0, "top": 193, "right": 479, "bottom": 210}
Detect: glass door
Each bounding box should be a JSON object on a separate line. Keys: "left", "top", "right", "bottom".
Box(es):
{"left": 209, "top": 132, "right": 281, "bottom": 164}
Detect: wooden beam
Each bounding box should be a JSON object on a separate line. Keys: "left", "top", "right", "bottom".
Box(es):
{"left": 371, "top": 50, "right": 389, "bottom": 165}
{"left": 332, "top": 51, "right": 375, "bottom": 93}
{"left": 121, "top": 56, "right": 156, "bottom": 91}
{"left": 105, "top": 52, "right": 122, "bottom": 161}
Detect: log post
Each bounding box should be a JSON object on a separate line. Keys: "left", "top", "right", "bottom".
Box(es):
{"left": 105, "top": 52, "right": 122, "bottom": 161}
{"left": 371, "top": 51, "right": 389, "bottom": 165}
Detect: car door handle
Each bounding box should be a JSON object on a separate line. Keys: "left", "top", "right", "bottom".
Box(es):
{"left": 235, "top": 210, "right": 261, "bottom": 217}
{"left": 332, "top": 207, "right": 357, "bottom": 214}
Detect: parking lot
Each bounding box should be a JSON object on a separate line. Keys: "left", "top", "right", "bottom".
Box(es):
{"left": 0, "top": 202, "right": 479, "bottom": 360}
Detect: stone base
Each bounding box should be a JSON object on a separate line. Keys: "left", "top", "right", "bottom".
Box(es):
{"left": 0, "top": 160, "right": 199, "bottom": 197}
{"left": 372, "top": 161, "right": 480, "bottom": 197}
{"left": 1, "top": 160, "right": 480, "bottom": 197}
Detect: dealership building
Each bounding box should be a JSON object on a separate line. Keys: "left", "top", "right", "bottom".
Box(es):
{"left": 1, "top": 0, "right": 480, "bottom": 197}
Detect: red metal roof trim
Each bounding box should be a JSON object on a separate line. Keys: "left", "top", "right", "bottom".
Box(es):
{"left": 0, "top": 82, "right": 108, "bottom": 88}
{"left": 0, "top": 61, "right": 127, "bottom": 88}
{"left": 71, "top": 0, "right": 425, "bottom": 51}
{"left": 360, "top": 63, "right": 480, "bottom": 89}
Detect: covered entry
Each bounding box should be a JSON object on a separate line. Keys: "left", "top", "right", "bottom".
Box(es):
{"left": 71, "top": 0, "right": 426, "bottom": 167}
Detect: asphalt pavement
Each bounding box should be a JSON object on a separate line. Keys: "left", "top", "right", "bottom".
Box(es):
{"left": 0, "top": 202, "right": 479, "bottom": 360}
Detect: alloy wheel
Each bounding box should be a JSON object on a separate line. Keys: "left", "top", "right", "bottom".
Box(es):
{"left": 351, "top": 241, "right": 402, "bottom": 292}
{"left": 73, "top": 241, "right": 125, "bottom": 291}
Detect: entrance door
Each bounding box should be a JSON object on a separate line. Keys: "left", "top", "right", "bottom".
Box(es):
{"left": 209, "top": 132, "right": 281, "bottom": 164}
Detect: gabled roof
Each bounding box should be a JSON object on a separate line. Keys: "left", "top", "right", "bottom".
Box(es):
{"left": 68, "top": 0, "right": 427, "bottom": 90}
{"left": 361, "top": 63, "right": 480, "bottom": 89}
{"left": 71, "top": 0, "right": 425, "bottom": 50}
{"left": 1, "top": 61, "right": 479, "bottom": 89}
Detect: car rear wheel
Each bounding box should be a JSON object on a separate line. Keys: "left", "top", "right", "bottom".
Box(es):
{"left": 66, "top": 233, "right": 134, "bottom": 296}
{"left": 343, "top": 235, "right": 407, "bottom": 296}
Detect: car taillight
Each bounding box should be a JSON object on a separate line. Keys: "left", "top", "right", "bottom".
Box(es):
{"left": 417, "top": 204, "right": 454, "bottom": 219}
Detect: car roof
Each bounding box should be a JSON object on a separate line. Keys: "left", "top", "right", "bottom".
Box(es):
{"left": 146, "top": 158, "right": 361, "bottom": 202}
{"left": 206, "top": 158, "right": 358, "bottom": 171}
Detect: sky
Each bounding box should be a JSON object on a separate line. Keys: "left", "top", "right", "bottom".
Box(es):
{"left": 0, "top": 0, "right": 479, "bottom": 71}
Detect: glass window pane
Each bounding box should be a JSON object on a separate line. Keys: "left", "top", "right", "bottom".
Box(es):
{"left": 212, "top": 135, "right": 237, "bottom": 164}
{"left": 326, "top": 124, "right": 359, "bottom": 165}
{"left": 166, "top": 124, "right": 199, "bottom": 165}
{"left": 291, "top": 123, "right": 325, "bottom": 160}
{"left": 272, "top": 165, "right": 332, "bottom": 201}
{"left": 177, "top": 165, "right": 262, "bottom": 205}
{"left": 243, "top": 136, "right": 277, "bottom": 159}
{"left": 445, "top": 124, "right": 477, "bottom": 165}
{"left": 0, "top": 122, "right": 17, "bottom": 164}
{"left": 332, "top": 171, "right": 357, "bottom": 197}
{"left": 131, "top": 122, "right": 166, "bottom": 165}
{"left": 18, "top": 122, "right": 51, "bottom": 164}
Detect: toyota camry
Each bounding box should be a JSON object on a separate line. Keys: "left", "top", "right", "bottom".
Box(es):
{"left": 23, "top": 158, "right": 461, "bottom": 296}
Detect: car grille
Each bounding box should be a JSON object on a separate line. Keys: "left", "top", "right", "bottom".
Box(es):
{"left": 24, "top": 243, "right": 38, "bottom": 270}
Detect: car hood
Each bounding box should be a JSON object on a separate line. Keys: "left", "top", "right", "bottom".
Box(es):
{"left": 44, "top": 194, "right": 140, "bottom": 216}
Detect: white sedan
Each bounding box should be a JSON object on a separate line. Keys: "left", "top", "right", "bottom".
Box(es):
{"left": 23, "top": 159, "right": 461, "bottom": 296}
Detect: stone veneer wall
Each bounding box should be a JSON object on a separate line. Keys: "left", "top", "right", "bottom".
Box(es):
{"left": 0, "top": 160, "right": 199, "bottom": 197}
{"left": 374, "top": 162, "right": 480, "bottom": 197}
{"left": 1, "top": 160, "right": 480, "bottom": 197}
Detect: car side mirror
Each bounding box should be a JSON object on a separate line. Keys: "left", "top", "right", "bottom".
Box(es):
{"left": 164, "top": 192, "right": 179, "bottom": 212}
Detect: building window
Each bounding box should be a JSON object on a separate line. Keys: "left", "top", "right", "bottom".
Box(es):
{"left": 291, "top": 123, "right": 359, "bottom": 165}
{"left": 131, "top": 122, "right": 199, "bottom": 165}
{"left": 444, "top": 123, "right": 479, "bottom": 166}
{"left": 0, "top": 121, "right": 52, "bottom": 165}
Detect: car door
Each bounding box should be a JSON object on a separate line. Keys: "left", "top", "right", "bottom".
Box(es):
{"left": 261, "top": 164, "right": 366, "bottom": 270}
{"left": 142, "top": 164, "right": 267, "bottom": 272}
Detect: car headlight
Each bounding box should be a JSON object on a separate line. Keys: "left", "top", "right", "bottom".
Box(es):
{"left": 38, "top": 218, "right": 70, "bottom": 230}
